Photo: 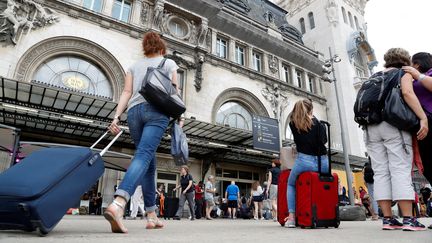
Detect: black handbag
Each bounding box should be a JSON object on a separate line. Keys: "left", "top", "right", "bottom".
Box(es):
{"left": 383, "top": 70, "right": 419, "bottom": 131}
{"left": 139, "top": 58, "right": 186, "bottom": 118}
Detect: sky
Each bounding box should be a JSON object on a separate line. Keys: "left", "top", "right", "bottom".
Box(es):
{"left": 364, "top": 0, "right": 432, "bottom": 70}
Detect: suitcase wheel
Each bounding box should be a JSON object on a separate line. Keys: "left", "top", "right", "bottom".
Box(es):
{"left": 335, "top": 222, "right": 340, "bottom": 228}
{"left": 37, "top": 228, "right": 48, "bottom": 237}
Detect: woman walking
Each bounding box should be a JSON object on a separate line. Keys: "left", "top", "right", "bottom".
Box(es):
{"left": 105, "top": 32, "right": 179, "bottom": 233}
{"left": 365, "top": 48, "right": 428, "bottom": 231}
{"left": 173, "top": 165, "right": 195, "bottom": 220}
{"left": 284, "top": 99, "right": 329, "bottom": 228}
{"left": 251, "top": 181, "right": 264, "bottom": 220}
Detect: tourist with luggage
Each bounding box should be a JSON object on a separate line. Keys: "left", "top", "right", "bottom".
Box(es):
{"left": 266, "top": 160, "right": 281, "bottom": 221}
{"left": 360, "top": 48, "right": 428, "bottom": 231}
{"left": 106, "top": 32, "right": 179, "bottom": 233}
{"left": 225, "top": 181, "right": 240, "bottom": 219}
{"left": 284, "top": 99, "right": 329, "bottom": 228}
{"left": 205, "top": 175, "right": 216, "bottom": 220}
{"left": 173, "top": 165, "right": 195, "bottom": 220}
{"left": 251, "top": 181, "right": 264, "bottom": 220}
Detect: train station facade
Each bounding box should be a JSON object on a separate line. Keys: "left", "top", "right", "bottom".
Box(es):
{"left": 0, "top": 0, "right": 371, "bottom": 207}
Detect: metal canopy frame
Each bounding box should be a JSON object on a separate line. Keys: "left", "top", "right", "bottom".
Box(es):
{"left": 0, "top": 78, "right": 276, "bottom": 169}
{"left": 0, "top": 77, "right": 367, "bottom": 169}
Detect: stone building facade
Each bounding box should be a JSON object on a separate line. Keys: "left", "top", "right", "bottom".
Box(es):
{"left": 0, "top": 0, "right": 353, "bottom": 207}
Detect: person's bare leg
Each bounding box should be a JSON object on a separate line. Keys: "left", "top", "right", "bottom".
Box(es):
{"left": 227, "top": 208, "right": 232, "bottom": 218}
{"left": 398, "top": 200, "right": 413, "bottom": 217}
{"left": 378, "top": 200, "right": 393, "bottom": 217}
{"left": 272, "top": 199, "right": 277, "bottom": 219}
{"left": 104, "top": 196, "right": 128, "bottom": 233}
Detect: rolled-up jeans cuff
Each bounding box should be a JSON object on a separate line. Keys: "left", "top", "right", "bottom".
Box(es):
{"left": 114, "top": 189, "right": 130, "bottom": 202}
{"left": 145, "top": 205, "right": 157, "bottom": 213}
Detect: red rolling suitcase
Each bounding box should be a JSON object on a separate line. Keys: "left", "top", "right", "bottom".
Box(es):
{"left": 277, "top": 170, "right": 290, "bottom": 226}
{"left": 295, "top": 121, "right": 340, "bottom": 229}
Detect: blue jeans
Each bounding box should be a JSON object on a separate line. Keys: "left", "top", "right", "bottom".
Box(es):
{"left": 366, "top": 183, "right": 379, "bottom": 215}
{"left": 287, "top": 153, "right": 329, "bottom": 213}
{"left": 114, "top": 103, "right": 169, "bottom": 213}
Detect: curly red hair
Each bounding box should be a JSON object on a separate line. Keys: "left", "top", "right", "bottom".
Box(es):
{"left": 142, "top": 32, "right": 166, "bottom": 56}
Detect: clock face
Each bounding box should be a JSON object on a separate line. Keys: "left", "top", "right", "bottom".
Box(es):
{"left": 33, "top": 56, "right": 113, "bottom": 98}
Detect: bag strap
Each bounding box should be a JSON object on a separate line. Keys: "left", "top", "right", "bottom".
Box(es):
{"left": 157, "top": 58, "right": 167, "bottom": 69}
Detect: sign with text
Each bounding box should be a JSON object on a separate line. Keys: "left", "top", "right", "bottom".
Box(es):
{"left": 252, "top": 115, "right": 280, "bottom": 153}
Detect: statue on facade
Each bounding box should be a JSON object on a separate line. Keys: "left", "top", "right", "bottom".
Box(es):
{"left": 261, "top": 83, "right": 289, "bottom": 120}
{"left": 268, "top": 55, "right": 279, "bottom": 74}
{"left": 189, "top": 20, "right": 198, "bottom": 44}
{"left": 0, "top": 0, "right": 58, "bottom": 45}
{"left": 152, "top": 0, "right": 165, "bottom": 29}
{"left": 140, "top": 1, "right": 150, "bottom": 26}
{"left": 197, "top": 18, "right": 208, "bottom": 47}
{"left": 325, "top": 0, "right": 339, "bottom": 26}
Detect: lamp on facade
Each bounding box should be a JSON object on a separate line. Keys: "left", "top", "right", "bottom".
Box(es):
{"left": 321, "top": 47, "right": 355, "bottom": 206}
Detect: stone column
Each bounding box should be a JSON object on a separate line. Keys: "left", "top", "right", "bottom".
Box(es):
{"left": 102, "top": 0, "right": 115, "bottom": 17}
{"left": 228, "top": 39, "right": 236, "bottom": 62}
{"left": 263, "top": 54, "right": 269, "bottom": 75}
{"left": 211, "top": 30, "right": 217, "bottom": 55}
{"left": 248, "top": 47, "right": 254, "bottom": 69}
{"left": 290, "top": 65, "right": 297, "bottom": 86}
{"left": 131, "top": 0, "right": 143, "bottom": 26}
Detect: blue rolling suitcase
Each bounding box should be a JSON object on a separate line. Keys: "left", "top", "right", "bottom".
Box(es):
{"left": 0, "top": 131, "right": 123, "bottom": 236}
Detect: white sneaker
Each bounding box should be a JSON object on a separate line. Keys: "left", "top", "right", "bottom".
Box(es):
{"left": 286, "top": 219, "right": 296, "bottom": 228}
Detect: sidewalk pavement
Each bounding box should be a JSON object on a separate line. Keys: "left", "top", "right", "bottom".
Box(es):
{"left": 1, "top": 216, "right": 431, "bottom": 243}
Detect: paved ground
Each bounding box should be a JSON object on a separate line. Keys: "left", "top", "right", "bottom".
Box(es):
{"left": 1, "top": 216, "right": 431, "bottom": 243}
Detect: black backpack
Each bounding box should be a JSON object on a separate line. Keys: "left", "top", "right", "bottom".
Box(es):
{"left": 353, "top": 70, "right": 399, "bottom": 126}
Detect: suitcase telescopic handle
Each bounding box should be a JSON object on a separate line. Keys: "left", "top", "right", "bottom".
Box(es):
{"left": 318, "top": 120, "right": 332, "bottom": 177}
{"left": 90, "top": 130, "right": 124, "bottom": 156}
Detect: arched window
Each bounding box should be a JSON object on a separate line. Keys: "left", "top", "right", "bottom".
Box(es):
{"left": 308, "top": 12, "right": 315, "bottom": 29}
{"left": 348, "top": 11, "right": 354, "bottom": 28}
{"left": 33, "top": 56, "right": 113, "bottom": 98}
{"left": 341, "top": 7, "right": 347, "bottom": 24}
{"left": 285, "top": 122, "right": 293, "bottom": 141}
{"left": 216, "top": 102, "right": 253, "bottom": 130}
{"left": 299, "top": 18, "right": 306, "bottom": 34}
{"left": 354, "top": 16, "right": 360, "bottom": 30}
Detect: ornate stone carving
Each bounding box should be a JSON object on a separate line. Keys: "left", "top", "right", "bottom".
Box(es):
{"left": 217, "top": 0, "right": 251, "bottom": 14}
{"left": 194, "top": 53, "right": 205, "bottom": 91}
{"left": 261, "top": 83, "right": 289, "bottom": 119}
{"left": 343, "top": 0, "right": 368, "bottom": 16}
{"left": 160, "top": 11, "right": 201, "bottom": 46}
{"left": 197, "top": 18, "right": 208, "bottom": 47}
{"left": 152, "top": 0, "right": 165, "bottom": 29}
{"left": 0, "top": 0, "right": 59, "bottom": 45}
{"left": 14, "top": 37, "right": 125, "bottom": 100}
{"left": 325, "top": 0, "right": 339, "bottom": 26}
{"left": 263, "top": 10, "right": 277, "bottom": 29}
{"left": 347, "top": 31, "right": 378, "bottom": 72}
{"left": 283, "top": 0, "right": 314, "bottom": 17}
{"left": 278, "top": 23, "right": 303, "bottom": 44}
{"left": 140, "top": 1, "right": 150, "bottom": 26}
{"left": 268, "top": 55, "right": 279, "bottom": 74}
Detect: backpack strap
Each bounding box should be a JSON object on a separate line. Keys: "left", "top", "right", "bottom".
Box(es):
{"left": 157, "top": 58, "right": 167, "bottom": 69}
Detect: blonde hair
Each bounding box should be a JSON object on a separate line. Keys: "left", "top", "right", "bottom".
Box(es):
{"left": 181, "top": 165, "right": 189, "bottom": 174}
{"left": 289, "top": 99, "right": 313, "bottom": 133}
{"left": 252, "top": 181, "right": 260, "bottom": 191}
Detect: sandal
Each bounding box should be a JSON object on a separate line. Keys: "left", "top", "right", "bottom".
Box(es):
{"left": 146, "top": 217, "right": 164, "bottom": 229}
{"left": 284, "top": 216, "right": 296, "bottom": 228}
{"left": 104, "top": 200, "right": 128, "bottom": 233}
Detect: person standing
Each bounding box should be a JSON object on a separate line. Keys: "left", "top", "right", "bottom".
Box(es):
{"left": 284, "top": 99, "right": 329, "bottom": 228}
{"left": 96, "top": 192, "right": 103, "bottom": 216}
{"left": 173, "top": 166, "right": 195, "bottom": 220}
{"left": 364, "top": 48, "right": 428, "bottom": 231}
{"left": 251, "top": 181, "right": 264, "bottom": 220}
{"left": 195, "top": 181, "right": 204, "bottom": 219}
{"left": 106, "top": 31, "right": 179, "bottom": 233}
{"left": 225, "top": 181, "right": 240, "bottom": 219}
{"left": 266, "top": 160, "right": 281, "bottom": 221}
{"left": 128, "top": 185, "right": 145, "bottom": 220}
{"left": 363, "top": 161, "right": 379, "bottom": 220}
{"left": 205, "top": 175, "right": 216, "bottom": 220}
